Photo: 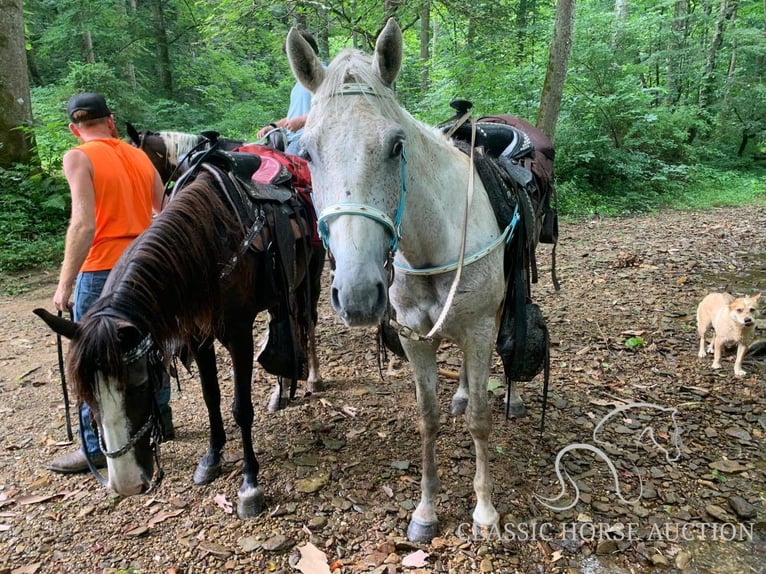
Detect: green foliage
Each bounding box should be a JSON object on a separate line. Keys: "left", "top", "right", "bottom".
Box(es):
{"left": 0, "top": 164, "right": 68, "bottom": 272}
{"left": 8, "top": 0, "right": 766, "bottom": 272}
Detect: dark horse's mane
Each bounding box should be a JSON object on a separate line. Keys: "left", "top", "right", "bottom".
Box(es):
{"left": 67, "top": 173, "right": 242, "bottom": 404}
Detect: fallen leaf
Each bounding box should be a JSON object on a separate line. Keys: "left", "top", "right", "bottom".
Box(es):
{"left": 402, "top": 549, "right": 429, "bottom": 567}
{"left": 198, "top": 540, "right": 233, "bottom": 557}
{"left": 214, "top": 493, "right": 234, "bottom": 514}
{"left": 15, "top": 493, "right": 63, "bottom": 505}
{"left": 295, "top": 542, "right": 332, "bottom": 574}
{"left": 10, "top": 563, "right": 41, "bottom": 574}
{"left": 147, "top": 508, "right": 184, "bottom": 527}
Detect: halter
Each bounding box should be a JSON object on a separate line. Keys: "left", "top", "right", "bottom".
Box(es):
{"left": 314, "top": 83, "right": 408, "bottom": 263}
{"left": 82, "top": 329, "right": 165, "bottom": 492}
{"left": 316, "top": 147, "right": 407, "bottom": 256}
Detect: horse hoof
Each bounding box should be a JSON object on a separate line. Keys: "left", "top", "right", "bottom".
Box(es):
{"left": 193, "top": 460, "right": 222, "bottom": 485}
{"left": 450, "top": 396, "right": 468, "bottom": 416}
{"left": 407, "top": 518, "right": 438, "bottom": 543}
{"left": 507, "top": 402, "right": 526, "bottom": 418}
{"left": 266, "top": 396, "right": 281, "bottom": 412}
{"left": 237, "top": 485, "right": 266, "bottom": 518}
{"left": 306, "top": 378, "right": 324, "bottom": 394}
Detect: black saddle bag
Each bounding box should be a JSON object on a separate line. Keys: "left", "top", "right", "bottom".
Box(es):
{"left": 497, "top": 302, "right": 548, "bottom": 382}
{"left": 258, "top": 314, "right": 308, "bottom": 380}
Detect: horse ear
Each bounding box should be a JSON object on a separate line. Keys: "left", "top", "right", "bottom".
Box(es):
{"left": 126, "top": 122, "right": 140, "bottom": 146}
{"left": 33, "top": 308, "right": 78, "bottom": 340}
{"left": 373, "top": 18, "right": 402, "bottom": 87}
{"left": 286, "top": 27, "right": 325, "bottom": 93}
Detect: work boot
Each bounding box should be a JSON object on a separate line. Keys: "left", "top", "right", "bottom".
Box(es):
{"left": 48, "top": 449, "right": 106, "bottom": 474}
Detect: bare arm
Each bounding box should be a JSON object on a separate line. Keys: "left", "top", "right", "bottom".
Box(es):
{"left": 54, "top": 149, "right": 96, "bottom": 312}
{"left": 151, "top": 169, "right": 165, "bottom": 213}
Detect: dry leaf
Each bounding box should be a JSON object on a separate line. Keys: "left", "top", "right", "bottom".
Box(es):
{"left": 11, "top": 563, "right": 41, "bottom": 574}
{"left": 147, "top": 508, "right": 184, "bottom": 527}
{"left": 402, "top": 549, "right": 429, "bottom": 567}
{"left": 295, "top": 542, "right": 332, "bottom": 574}
{"left": 214, "top": 493, "right": 234, "bottom": 514}
{"left": 15, "top": 493, "right": 62, "bottom": 505}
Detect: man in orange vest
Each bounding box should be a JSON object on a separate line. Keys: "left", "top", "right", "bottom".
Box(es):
{"left": 48, "top": 92, "right": 174, "bottom": 473}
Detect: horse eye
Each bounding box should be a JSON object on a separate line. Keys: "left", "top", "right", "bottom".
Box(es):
{"left": 391, "top": 140, "right": 404, "bottom": 158}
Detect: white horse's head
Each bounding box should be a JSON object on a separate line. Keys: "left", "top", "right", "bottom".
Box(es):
{"left": 287, "top": 19, "right": 407, "bottom": 326}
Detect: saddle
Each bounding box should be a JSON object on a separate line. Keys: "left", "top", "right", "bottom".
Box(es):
{"left": 440, "top": 100, "right": 557, "bottom": 424}
{"left": 174, "top": 141, "right": 317, "bottom": 382}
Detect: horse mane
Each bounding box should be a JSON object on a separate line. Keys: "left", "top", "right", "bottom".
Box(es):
{"left": 157, "top": 131, "right": 201, "bottom": 167}
{"left": 67, "top": 172, "right": 242, "bottom": 402}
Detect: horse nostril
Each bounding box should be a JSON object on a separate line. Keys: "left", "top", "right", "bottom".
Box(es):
{"left": 331, "top": 286, "right": 341, "bottom": 310}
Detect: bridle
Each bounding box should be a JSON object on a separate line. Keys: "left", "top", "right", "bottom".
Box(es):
{"left": 82, "top": 330, "right": 166, "bottom": 492}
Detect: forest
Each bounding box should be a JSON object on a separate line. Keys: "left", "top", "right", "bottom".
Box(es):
{"left": 0, "top": 0, "right": 764, "bottom": 275}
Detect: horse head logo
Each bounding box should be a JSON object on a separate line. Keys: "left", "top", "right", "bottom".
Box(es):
{"left": 536, "top": 402, "right": 683, "bottom": 511}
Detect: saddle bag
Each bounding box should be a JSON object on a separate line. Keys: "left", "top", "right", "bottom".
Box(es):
{"left": 258, "top": 314, "right": 308, "bottom": 380}
{"left": 497, "top": 302, "right": 548, "bottom": 382}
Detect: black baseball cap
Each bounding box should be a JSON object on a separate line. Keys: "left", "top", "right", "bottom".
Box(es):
{"left": 66, "top": 92, "right": 112, "bottom": 122}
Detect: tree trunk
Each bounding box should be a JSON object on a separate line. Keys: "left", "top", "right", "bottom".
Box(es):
{"left": 419, "top": 4, "right": 430, "bottom": 95}
{"left": 536, "top": 0, "right": 575, "bottom": 143}
{"left": 0, "top": 0, "right": 37, "bottom": 167}
{"left": 516, "top": 0, "right": 528, "bottom": 61}
{"left": 699, "top": 0, "right": 737, "bottom": 111}
{"left": 666, "top": 0, "right": 689, "bottom": 105}
{"left": 150, "top": 0, "right": 173, "bottom": 97}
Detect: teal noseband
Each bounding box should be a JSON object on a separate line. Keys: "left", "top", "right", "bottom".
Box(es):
{"left": 315, "top": 147, "right": 408, "bottom": 254}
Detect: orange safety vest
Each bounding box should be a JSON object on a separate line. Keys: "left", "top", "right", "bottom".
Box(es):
{"left": 76, "top": 139, "right": 156, "bottom": 272}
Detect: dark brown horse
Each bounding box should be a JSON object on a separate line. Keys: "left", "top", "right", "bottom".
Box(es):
{"left": 35, "top": 151, "right": 325, "bottom": 518}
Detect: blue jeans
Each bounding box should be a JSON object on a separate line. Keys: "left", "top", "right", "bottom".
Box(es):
{"left": 74, "top": 270, "right": 171, "bottom": 456}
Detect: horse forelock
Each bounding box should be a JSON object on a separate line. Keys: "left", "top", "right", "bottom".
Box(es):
{"left": 67, "top": 315, "right": 126, "bottom": 407}
{"left": 313, "top": 49, "right": 405, "bottom": 126}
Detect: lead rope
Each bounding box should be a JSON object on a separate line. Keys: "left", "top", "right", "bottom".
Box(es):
{"left": 425, "top": 118, "right": 478, "bottom": 339}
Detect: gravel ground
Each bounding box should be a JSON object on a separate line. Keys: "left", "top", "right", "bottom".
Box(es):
{"left": 0, "top": 204, "right": 764, "bottom": 574}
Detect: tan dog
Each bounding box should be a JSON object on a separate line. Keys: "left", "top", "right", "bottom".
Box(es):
{"left": 697, "top": 292, "right": 761, "bottom": 377}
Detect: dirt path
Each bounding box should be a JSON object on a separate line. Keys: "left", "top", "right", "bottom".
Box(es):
{"left": 0, "top": 205, "right": 763, "bottom": 574}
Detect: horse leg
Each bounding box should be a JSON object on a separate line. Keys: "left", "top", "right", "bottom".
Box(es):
{"left": 464, "top": 332, "right": 501, "bottom": 536}
{"left": 450, "top": 366, "right": 468, "bottom": 416}
{"left": 266, "top": 378, "right": 293, "bottom": 412}
{"left": 505, "top": 379, "right": 526, "bottom": 418}
{"left": 305, "top": 246, "right": 325, "bottom": 394}
{"left": 227, "top": 331, "right": 264, "bottom": 518}
{"left": 401, "top": 338, "right": 442, "bottom": 543}
{"left": 193, "top": 338, "right": 226, "bottom": 485}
